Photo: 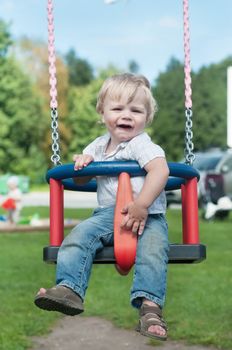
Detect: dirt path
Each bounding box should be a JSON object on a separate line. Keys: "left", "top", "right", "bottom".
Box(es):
{"left": 31, "top": 316, "right": 218, "bottom": 350}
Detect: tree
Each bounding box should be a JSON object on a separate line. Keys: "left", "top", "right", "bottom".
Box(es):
{"left": 151, "top": 58, "right": 186, "bottom": 161}
{"left": 0, "top": 21, "right": 48, "bottom": 181}
{"left": 65, "top": 48, "right": 94, "bottom": 86}
{"left": 151, "top": 56, "right": 231, "bottom": 161}
{"left": 16, "top": 37, "right": 70, "bottom": 163}
{"left": 192, "top": 58, "right": 231, "bottom": 151}
{"left": 0, "top": 57, "right": 47, "bottom": 181}
{"left": 0, "top": 20, "right": 12, "bottom": 57}
{"left": 128, "top": 60, "right": 140, "bottom": 74}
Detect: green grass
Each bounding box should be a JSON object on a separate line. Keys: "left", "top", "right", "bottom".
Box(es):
{"left": 165, "top": 210, "right": 232, "bottom": 349}
{"left": 0, "top": 207, "right": 231, "bottom": 349}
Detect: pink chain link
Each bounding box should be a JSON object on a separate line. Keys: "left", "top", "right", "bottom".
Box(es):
{"left": 47, "top": 0, "right": 58, "bottom": 109}
{"left": 183, "top": 0, "right": 192, "bottom": 109}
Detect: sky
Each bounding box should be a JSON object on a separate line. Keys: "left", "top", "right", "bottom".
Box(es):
{"left": 0, "top": 0, "right": 232, "bottom": 84}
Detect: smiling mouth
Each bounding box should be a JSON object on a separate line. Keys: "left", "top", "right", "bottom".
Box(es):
{"left": 117, "top": 124, "right": 133, "bottom": 129}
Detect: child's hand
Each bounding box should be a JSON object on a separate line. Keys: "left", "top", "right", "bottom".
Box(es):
{"left": 120, "top": 201, "right": 148, "bottom": 235}
{"left": 73, "top": 154, "right": 94, "bottom": 170}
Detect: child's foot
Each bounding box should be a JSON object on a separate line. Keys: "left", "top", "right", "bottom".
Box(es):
{"left": 137, "top": 302, "right": 167, "bottom": 341}
{"left": 34, "top": 285, "right": 84, "bottom": 316}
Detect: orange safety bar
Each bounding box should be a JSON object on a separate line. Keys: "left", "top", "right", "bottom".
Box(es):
{"left": 114, "top": 172, "right": 137, "bottom": 275}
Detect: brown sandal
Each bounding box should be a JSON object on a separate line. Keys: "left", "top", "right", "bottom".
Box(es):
{"left": 34, "top": 285, "right": 84, "bottom": 316}
{"left": 137, "top": 304, "right": 167, "bottom": 341}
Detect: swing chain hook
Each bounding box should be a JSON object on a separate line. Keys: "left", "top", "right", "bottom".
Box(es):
{"left": 184, "top": 107, "right": 195, "bottom": 165}
{"left": 51, "top": 108, "right": 61, "bottom": 166}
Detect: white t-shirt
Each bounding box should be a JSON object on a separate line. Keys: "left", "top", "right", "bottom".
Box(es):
{"left": 83, "top": 132, "right": 167, "bottom": 214}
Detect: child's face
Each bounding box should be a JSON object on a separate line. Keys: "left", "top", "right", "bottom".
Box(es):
{"left": 8, "top": 182, "right": 17, "bottom": 190}
{"left": 102, "top": 88, "right": 147, "bottom": 145}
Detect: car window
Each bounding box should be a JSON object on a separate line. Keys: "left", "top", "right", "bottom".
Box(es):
{"left": 193, "top": 155, "right": 222, "bottom": 171}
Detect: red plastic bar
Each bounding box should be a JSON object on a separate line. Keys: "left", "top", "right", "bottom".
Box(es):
{"left": 50, "top": 178, "right": 64, "bottom": 246}
{"left": 114, "top": 173, "right": 137, "bottom": 274}
{"left": 181, "top": 177, "right": 199, "bottom": 244}
{"left": 181, "top": 182, "right": 187, "bottom": 243}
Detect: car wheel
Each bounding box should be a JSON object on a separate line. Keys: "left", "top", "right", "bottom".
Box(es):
{"left": 215, "top": 210, "right": 229, "bottom": 220}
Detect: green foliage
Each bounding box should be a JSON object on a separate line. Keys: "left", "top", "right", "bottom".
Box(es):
{"left": 152, "top": 58, "right": 186, "bottom": 161}
{"left": 0, "top": 56, "right": 47, "bottom": 181}
{"left": 128, "top": 59, "right": 140, "bottom": 74}
{"left": 152, "top": 56, "right": 231, "bottom": 161}
{"left": 16, "top": 37, "right": 70, "bottom": 166}
{"left": 66, "top": 82, "right": 102, "bottom": 156}
{"left": 0, "top": 20, "right": 48, "bottom": 182}
{"left": 65, "top": 48, "right": 94, "bottom": 86}
{"left": 192, "top": 57, "right": 232, "bottom": 151}
{"left": 0, "top": 20, "right": 12, "bottom": 57}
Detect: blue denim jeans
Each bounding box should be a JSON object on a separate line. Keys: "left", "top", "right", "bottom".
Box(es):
{"left": 56, "top": 206, "right": 169, "bottom": 309}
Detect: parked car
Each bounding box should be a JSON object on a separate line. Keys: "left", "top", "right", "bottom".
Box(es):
{"left": 166, "top": 148, "right": 232, "bottom": 216}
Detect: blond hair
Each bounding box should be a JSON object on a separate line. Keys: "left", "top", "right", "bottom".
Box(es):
{"left": 96, "top": 73, "right": 158, "bottom": 124}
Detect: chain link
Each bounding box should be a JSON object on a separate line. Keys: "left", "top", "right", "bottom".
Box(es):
{"left": 50, "top": 108, "right": 61, "bottom": 165}
{"left": 184, "top": 108, "right": 195, "bottom": 165}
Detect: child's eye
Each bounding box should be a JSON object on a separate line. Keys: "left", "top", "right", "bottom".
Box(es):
{"left": 112, "top": 107, "right": 122, "bottom": 111}
{"left": 132, "top": 109, "right": 142, "bottom": 113}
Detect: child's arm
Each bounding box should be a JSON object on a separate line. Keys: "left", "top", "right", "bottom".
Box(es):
{"left": 121, "top": 157, "right": 169, "bottom": 235}
{"left": 72, "top": 154, "right": 94, "bottom": 185}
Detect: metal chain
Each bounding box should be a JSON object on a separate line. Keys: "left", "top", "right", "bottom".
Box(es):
{"left": 183, "top": 0, "right": 195, "bottom": 165}
{"left": 50, "top": 108, "right": 61, "bottom": 165}
{"left": 47, "top": 0, "right": 61, "bottom": 166}
{"left": 184, "top": 108, "right": 195, "bottom": 165}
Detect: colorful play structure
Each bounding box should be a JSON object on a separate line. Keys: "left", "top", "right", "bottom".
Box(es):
{"left": 43, "top": 0, "right": 206, "bottom": 274}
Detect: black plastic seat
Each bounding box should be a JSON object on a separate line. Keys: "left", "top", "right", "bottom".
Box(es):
{"left": 44, "top": 243, "right": 206, "bottom": 264}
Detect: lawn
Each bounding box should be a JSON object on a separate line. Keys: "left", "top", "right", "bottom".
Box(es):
{"left": 0, "top": 207, "right": 231, "bottom": 350}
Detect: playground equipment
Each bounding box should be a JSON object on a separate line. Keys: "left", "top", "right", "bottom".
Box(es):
{"left": 44, "top": 0, "right": 206, "bottom": 272}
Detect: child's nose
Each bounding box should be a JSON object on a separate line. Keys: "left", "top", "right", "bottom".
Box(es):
{"left": 122, "top": 111, "right": 131, "bottom": 119}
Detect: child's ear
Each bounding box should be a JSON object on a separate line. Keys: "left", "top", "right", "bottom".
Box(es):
{"left": 101, "top": 114, "right": 105, "bottom": 124}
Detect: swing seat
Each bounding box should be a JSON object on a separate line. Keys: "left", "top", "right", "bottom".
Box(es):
{"left": 43, "top": 243, "right": 206, "bottom": 264}
{"left": 44, "top": 161, "right": 206, "bottom": 265}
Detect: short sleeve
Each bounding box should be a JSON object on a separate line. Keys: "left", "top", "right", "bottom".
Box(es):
{"left": 129, "top": 133, "right": 165, "bottom": 168}
{"left": 82, "top": 138, "right": 99, "bottom": 158}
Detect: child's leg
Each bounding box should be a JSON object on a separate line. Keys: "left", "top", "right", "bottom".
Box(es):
{"left": 12, "top": 209, "right": 20, "bottom": 224}
{"left": 35, "top": 206, "right": 114, "bottom": 314}
{"left": 56, "top": 206, "right": 114, "bottom": 300}
{"left": 131, "top": 213, "right": 169, "bottom": 308}
{"left": 8, "top": 209, "right": 14, "bottom": 224}
{"left": 131, "top": 214, "right": 169, "bottom": 340}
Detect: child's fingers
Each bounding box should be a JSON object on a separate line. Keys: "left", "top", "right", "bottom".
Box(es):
{"left": 73, "top": 155, "right": 82, "bottom": 170}
{"left": 121, "top": 205, "right": 128, "bottom": 213}
{"left": 132, "top": 221, "right": 139, "bottom": 234}
{"left": 120, "top": 214, "right": 130, "bottom": 228}
{"left": 73, "top": 154, "right": 81, "bottom": 161}
{"left": 84, "top": 155, "right": 93, "bottom": 165}
{"left": 138, "top": 220, "right": 145, "bottom": 235}
{"left": 125, "top": 218, "right": 134, "bottom": 229}
{"left": 74, "top": 155, "right": 92, "bottom": 170}
{"left": 78, "top": 158, "right": 86, "bottom": 168}
{"left": 74, "top": 160, "right": 81, "bottom": 170}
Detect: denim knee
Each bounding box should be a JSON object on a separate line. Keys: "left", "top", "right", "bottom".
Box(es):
{"left": 56, "top": 206, "right": 115, "bottom": 298}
